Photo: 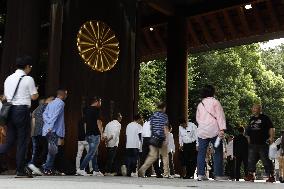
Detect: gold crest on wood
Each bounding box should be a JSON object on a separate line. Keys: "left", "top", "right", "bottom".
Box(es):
{"left": 77, "top": 20, "right": 119, "bottom": 72}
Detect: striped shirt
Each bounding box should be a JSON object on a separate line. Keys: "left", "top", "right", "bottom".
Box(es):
{"left": 150, "top": 111, "right": 168, "bottom": 138}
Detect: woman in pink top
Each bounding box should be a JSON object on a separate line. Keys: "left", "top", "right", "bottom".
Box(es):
{"left": 196, "top": 85, "right": 226, "bottom": 181}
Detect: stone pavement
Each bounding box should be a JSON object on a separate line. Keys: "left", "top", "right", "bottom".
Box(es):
{"left": 0, "top": 176, "right": 283, "bottom": 189}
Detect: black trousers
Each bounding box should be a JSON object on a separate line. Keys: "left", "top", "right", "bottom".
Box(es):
{"left": 183, "top": 142, "right": 197, "bottom": 177}
{"left": 235, "top": 154, "right": 248, "bottom": 180}
{"left": 248, "top": 144, "right": 273, "bottom": 175}
{"left": 0, "top": 105, "right": 30, "bottom": 174}
{"left": 105, "top": 146, "right": 117, "bottom": 173}
{"left": 126, "top": 148, "right": 139, "bottom": 176}
{"left": 169, "top": 152, "right": 175, "bottom": 175}
{"left": 225, "top": 156, "right": 235, "bottom": 179}
{"left": 30, "top": 135, "right": 48, "bottom": 167}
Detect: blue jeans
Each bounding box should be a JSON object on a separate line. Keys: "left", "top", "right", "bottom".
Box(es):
{"left": 80, "top": 135, "right": 100, "bottom": 171}
{"left": 197, "top": 136, "right": 224, "bottom": 177}
{"left": 43, "top": 132, "right": 59, "bottom": 170}
{"left": 29, "top": 136, "right": 48, "bottom": 167}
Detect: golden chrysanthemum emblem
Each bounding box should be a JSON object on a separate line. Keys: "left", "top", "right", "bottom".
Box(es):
{"left": 77, "top": 20, "right": 119, "bottom": 72}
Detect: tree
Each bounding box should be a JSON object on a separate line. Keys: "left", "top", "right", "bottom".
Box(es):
{"left": 139, "top": 43, "right": 284, "bottom": 136}
{"left": 138, "top": 59, "right": 166, "bottom": 119}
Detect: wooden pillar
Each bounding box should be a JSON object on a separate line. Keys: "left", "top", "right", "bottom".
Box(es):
{"left": 0, "top": 0, "right": 41, "bottom": 91}
{"left": 45, "top": 0, "right": 64, "bottom": 95}
{"left": 166, "top": 16, "right": 188, "bottom": 132}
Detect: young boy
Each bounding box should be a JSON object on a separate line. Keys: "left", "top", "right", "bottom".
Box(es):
{"left": 167, "top": 125, "right": 175, "bottom": 176}
{"left": 233, "top": 126, "right": 248, "bottom": 181}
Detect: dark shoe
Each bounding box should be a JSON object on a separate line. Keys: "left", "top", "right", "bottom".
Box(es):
{"left": 244, "top": 174, "right": 255, "bottom": 182}
{"left": 53, "top": 169, "right": 65, "bottom": 176}
{"left": 43, "top": 169, "right": 54, "bottom": 176}
{"left": 183, "top": 175, "right": 194, "bottom": 179}
{"left": 15, "top": 173, "right": 33, "bottom": 178}
{"left": 138, "top": 170, "right": 145, "bottom": 178}
{"left": 15, "top": 167, "right": 33, "bottom": 178}
{"left": 266, "top": 176, "right": 276, "bottom": 183}
{"left": 156, "top": 174, "right": 163, "bottom": 178}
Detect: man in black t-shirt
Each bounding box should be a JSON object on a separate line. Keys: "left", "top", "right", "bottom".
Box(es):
{"left": 244, "top": 104, "right": 275, "bottom": 182}
{"left": 76, "top": 97, "right": 104, "bottom": 176}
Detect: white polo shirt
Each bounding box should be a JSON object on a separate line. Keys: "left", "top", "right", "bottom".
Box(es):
{"left": 168, "top": 132, "right": 175, "bottom": 153}
{"left": 142, "top": 121, "right": 151, "bottom": 138}
{"left": 103, "top": 120, "right": 121, "bottom": 147}
{"left": 126, "top": 121, "right": 142, "bottom": 149}
{"left": 179, "top": 122, "right": 199, "bottom": 146}
{"left": 4, "top": 69, "right": 38, "bottom": 106}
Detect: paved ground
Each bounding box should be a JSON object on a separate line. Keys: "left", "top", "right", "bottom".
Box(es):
{"left": 0, "top": 176, "right": 283, "bottom": 189}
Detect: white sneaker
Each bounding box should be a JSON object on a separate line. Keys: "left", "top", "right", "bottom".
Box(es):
{"left": 121, "top": 165, "right": 127, "bottom": 176}
{"left": 197, "top": 175, "right": 209, "bottom": 181}
{"left": 167, "top": 175, "right": 174, "bottom": 179}
{"left": 93, "top": 171, "right": 104, "bottom": 176}
{"left": 131, "top": 172, "right": 138, "bottom": 177}
{"left": 76, "top": 169, "right": 88, "bottom": 176}
{"left": 28, "top": 164, "right": 43, "bottom": 175}
{"left": 214, "top": 176, "right": 229, "bottom": 181}
{"left": 104, "top": 173, "right": 115, "bottom": 176}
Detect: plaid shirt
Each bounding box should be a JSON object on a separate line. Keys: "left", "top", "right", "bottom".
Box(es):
{"left": 32, "top": 104, "right": 47, "bottom": 136}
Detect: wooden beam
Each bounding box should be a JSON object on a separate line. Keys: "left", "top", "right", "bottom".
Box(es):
{"left": 195, "top": 16, "right": 213, "bottom": 43}
{"left": 252, "top": 4, "right": 264, "bottom": 32}
{"left": 187, "top": 20, "right": 201, "bottom": 46}
{"left": 223, "top": 10, "right": 237, "bottom": 39}
{"left": 143, "top": 29, "right": 156, "bottom": 50}
{"left": 266, "top": 0, "right": 280, "bottom": 29}
{"left": 141, "top": 0, "right": 264, "bottom": 29}
{"left": 238, "top": 7, "right": 250, "bottom": 35}
{"left": 177, "top": 0, "right": 261, "bottom": 17}
{"left": 153, "top": 28, "right": 165, "bottom": 49}
{"left": 145, "top": 0, "right": 174, "bottom": 16}
{"left": 209, "top": 13, "right": 225, "bottom": 41}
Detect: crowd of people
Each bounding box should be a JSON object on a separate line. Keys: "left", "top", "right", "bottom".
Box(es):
{"left": 0, "top": 56, "right": 283, "bottom": 183}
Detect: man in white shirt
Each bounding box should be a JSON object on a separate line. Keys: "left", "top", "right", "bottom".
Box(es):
{"left": 104, "top": 113, "right": 122, "bottom": 175}
{"left": 125, "top": 114, "right": 143, "bottom": 177}
{"left": 179, "top": 119, "right": 198, "bottom": 179}
{"left": 1, "top": 56, "right": 38, "bottom": 178}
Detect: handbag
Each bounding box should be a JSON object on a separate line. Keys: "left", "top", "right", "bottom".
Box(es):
{"left": 149, "top": 135, "right": 164, "bottom": 148}
{"left": 0, "top": 126, "right": 6, "bottom": 144}
{"left": 148, "top": 113, "right": 165, "bottom": 148}
{"left": 0, "top": 75, "right": 25, "bottom": 125}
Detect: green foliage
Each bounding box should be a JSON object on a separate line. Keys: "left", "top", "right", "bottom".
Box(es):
{"left": 138, "top": 60, "right": 166, "bottom": 119}
{"left": 139, "top": 43, "right": 284, "bottom": 136}
{"left": 261, "top": 45, "right": 284, "bottom": 77}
